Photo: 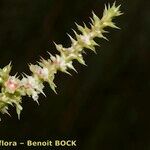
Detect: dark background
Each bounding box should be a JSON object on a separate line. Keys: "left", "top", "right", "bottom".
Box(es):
{"left": 0, "top": 0, "right": 150, "bottom": 149}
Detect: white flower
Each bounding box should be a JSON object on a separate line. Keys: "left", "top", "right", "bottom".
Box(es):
{"left": 21, "top": 76, "right": 45, "bottom": 103}
{"left": 51, "top": 55, "right": 66, "bottom": 71}
{"left": 80, "top": 35, "right": 91, "bottom": 45}
{"left": 30, "top": 65, "right": 49, "bottom": 81}
{"left": 4, "top": 76, "right": 20, "bottom": 94}
{"left": 22, "top": 76, "right": 43, "bottom": 90}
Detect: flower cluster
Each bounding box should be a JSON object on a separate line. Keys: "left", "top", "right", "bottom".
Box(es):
{"left": 0, "top": 2, "right": 122, "bottom": 120}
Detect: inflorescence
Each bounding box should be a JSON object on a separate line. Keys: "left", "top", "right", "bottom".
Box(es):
{"left": 0, "top": 2, "right": 122, "bottom": 120}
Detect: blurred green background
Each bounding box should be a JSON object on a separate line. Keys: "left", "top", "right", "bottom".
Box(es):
{"left": 0, "top": 0, "right": 150, "bottom": 149}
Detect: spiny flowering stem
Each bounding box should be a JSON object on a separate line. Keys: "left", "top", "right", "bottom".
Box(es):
{"left": 0, "top": 2, "right": 122, "bottom": 120}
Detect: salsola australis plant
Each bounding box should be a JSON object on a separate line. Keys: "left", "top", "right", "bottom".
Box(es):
{"left": 0, "top": 2, "right": 122, "bottom": 120}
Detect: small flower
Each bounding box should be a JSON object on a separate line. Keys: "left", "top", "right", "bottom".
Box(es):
{"left": 21, "top": 76, "right": 44, "bottom": 104}
{"left": 4, "top": 76, "right": 20, "bottom": 94}
{"left": 30, "top": 65, "right": 49, "bottom": 81}
{"left": 50, "top": 55, "right": 66, "bottom": 71}
{"left": 22, "top": 76, "right": 43, "bottom": 90}
{"left": 50, "top": 55, "right": 76, "bottom": 74}
{"left": 80, "top": 35, "right": 91, "bottom": 45}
